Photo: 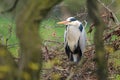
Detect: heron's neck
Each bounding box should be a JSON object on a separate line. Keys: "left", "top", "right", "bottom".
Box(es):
{"left": 68, "top": 21, "right": 82, "bottom": 28}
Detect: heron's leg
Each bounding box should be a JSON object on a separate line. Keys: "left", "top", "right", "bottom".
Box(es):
{"left": 72, "top": 54, "right": 78, "bottom": 62}
{"left": 69, "top": 52, "right": 73, "bottom": 61}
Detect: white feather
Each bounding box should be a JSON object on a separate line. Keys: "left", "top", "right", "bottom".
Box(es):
{"left": 63, "top": 17, "right": 87, "bottom": 62}
{"left": 66, "top": 26, "right": 80, "bottom": 51}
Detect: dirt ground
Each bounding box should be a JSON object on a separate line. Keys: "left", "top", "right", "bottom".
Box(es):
{"left": 41, "top": 42, "right": 120, "bottom": 80}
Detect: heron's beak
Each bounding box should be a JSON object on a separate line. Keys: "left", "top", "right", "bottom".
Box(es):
{"left": 57, "top": 21, "right": 69, "bottom": 25}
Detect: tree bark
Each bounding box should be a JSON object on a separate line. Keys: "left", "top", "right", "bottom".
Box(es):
{"left": 87, "top": 0, "right": 108, "bottom": 80}
{"left": 0, "top": 44, "right": 17, "bottom": 80}
{"left": 16, "top": 0, "right": 62, "bottom": 80}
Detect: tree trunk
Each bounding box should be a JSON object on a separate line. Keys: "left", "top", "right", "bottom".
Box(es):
{"left": 16, "top": 0, "right": 62, "bottom": 80}
{"left": 87, "top": 0, "right": 108, "bottom": 80}
{"left": 0, "top": 44, "right": 17, "bottom": 80}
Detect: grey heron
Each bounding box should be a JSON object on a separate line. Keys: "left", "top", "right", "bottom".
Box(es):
{"left": 57, "top": 17, "right": 86, "bottom": 63}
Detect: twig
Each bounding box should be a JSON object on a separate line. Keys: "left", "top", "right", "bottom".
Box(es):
{"left": 76, "top": 13, "right": 88, "bottom": 18}
{"left": 84, "top": 20, "right": 88, "bottom": 28}
{"left": 97, "top": 0, "right": 120, "bottom": 25}
{"left": 44, "top": 40, "right": 64, "bottom": 44}
{"left": 66, "top": 57, "right": 87, "bottom": 80}
{"left": 44, "top": 45, "right": 50, "bottom": 60}
{"left": 44, "top": 69, "right": 54, "bottom": 80}
{"left": 7, "top": 43, "right": 19, "bottom": 49}
{"left": 54, "top": 66, "right": 68, "bottom": 71}
{"left": 6, "top": 25, "right": 12, "bottom": 47}
{"left": 104, "top": 27, "right": 120, "bottom": 40}
{"left": 107, "top": 0, "right": 115, "bottom": 8}
{"left": 66, "top": 72, "right": 74, "bottom": 80}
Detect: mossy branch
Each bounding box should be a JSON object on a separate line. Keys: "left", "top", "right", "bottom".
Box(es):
{"left": 0, "top": 44, "right": 17, "bottom": 80}
{"left": 16, "top": 0, "right": 62, "bottom": 80}
{"left": 87, "top": 0, "right": 108, "bottom": 80}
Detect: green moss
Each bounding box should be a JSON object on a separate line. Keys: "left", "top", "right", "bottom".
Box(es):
{"left": 0, "top": 17, "right": 18, "bottom": 57}
{"left": 115, "top": 75, "right": 120, "bottom": 80}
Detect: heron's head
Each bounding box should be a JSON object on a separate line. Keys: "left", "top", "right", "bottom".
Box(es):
{"left": 57, "top": 17, "right": 80, "bottom": 26}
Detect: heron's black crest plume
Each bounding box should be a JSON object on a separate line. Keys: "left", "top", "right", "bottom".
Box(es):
{"left": 69, "top": 17, "right": 76, "bottom": 22}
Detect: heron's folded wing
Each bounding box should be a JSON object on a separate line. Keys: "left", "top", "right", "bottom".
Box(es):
{"left": 79, "top": 25, "right": 87, "bottom": 53}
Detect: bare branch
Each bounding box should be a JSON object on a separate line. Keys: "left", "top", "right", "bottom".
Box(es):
{"left": 66, "top": 57, "right": 87, "bottom": 80}
{"left": 97, "top": 0, "right": 120, "bottom": 24}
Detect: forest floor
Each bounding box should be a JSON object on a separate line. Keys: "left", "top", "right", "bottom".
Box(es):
{"left": 41, "top": 41, "right": 120, "bottom": 80}
{"left": 0, "top": 17, "right": 119, "bottom": 80}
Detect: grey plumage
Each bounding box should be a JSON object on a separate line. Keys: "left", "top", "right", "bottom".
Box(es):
{"left": 58, "top": 17, "right": 86, "bottom": 62}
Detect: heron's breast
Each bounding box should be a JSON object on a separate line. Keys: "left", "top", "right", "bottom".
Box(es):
{"left": 66, "top": 27, "right": 80, "bottom": 51}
